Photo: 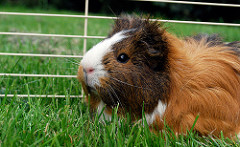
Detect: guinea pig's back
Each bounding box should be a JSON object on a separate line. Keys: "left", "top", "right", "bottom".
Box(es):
{"left": 163, "top": 33, "right": 240, "bottom": 137}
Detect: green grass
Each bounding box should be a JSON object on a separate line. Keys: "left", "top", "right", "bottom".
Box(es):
{"left": 0, "top": 6, "right": 240, "bottom": 146}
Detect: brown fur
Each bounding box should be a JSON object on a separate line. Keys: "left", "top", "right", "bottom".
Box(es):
{"left": 78, "top": 15, "right": 240, "bottom": 138}
{"left": 162, "top": 33, "right": 240, "bottom": 137}
{"left": 94, "top": 15, "right": 171, "bottom": 120}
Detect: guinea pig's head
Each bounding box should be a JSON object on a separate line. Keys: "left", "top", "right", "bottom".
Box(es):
{"left": 78, "top": 15, "right": 170, "bottom": 119}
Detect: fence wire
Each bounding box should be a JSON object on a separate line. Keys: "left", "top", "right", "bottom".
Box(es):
{"left": 134, "top": 0, "right": 240, "bottom": 7}
{"left": 0, "top": 12, "right": 239, "bottom": 27}
{"left": 0, "top": 94, "right": 83, "bottom": 98}
{"left": 0, "top": 0, "right": 239, "bottom": 98}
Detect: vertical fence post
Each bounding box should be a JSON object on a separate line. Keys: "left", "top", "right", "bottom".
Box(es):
{"left": 82, "top": 0, "right": 89, "bottom": 99}
{"left": 83, "top": 0, "right": 89, "bottom": 55}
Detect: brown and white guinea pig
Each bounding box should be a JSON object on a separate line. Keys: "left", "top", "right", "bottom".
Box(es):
{"left": 77, "top": 15, "right": 240, "bottom": 138}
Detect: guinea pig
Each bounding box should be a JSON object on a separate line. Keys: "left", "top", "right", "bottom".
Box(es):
{"left": 77, "top": 15, "right": 240, "bottom": 138}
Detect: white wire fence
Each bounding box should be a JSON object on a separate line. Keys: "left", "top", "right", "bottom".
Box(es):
{"left": 0, "top": 0, "right": 239, "bottom": 98}
{"left": 0, "top": 12, "right": 240, "bottom": 27}
{"left": 134, "top": 0, "right": 240, "bottom": 7}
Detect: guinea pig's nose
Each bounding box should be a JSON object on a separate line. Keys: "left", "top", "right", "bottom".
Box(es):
{"left": 84, "top": 67, "right": 95, "bottom": 74}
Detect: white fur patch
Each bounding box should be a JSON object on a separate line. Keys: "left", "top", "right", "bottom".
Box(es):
{"left": 144, "top": 100, "right": 166, "bottom": 125}
{"left": 97, "top": 100, "right": 112, "bottom": 121}
{"left": 80, "top": 30, "right": 128, "bottom": 88}
{"left": 97, "top": 100, "right": 166, "bottom": 124}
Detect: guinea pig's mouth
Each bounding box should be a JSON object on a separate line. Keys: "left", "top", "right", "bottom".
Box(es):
{"left": 78, "top": 65, "right": 109, "bottom": 97}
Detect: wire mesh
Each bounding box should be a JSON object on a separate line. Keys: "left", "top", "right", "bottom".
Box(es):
{"left": 0, "top": 0, "right": 239, "bottom": 98}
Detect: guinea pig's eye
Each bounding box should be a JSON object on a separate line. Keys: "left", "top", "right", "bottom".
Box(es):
{"left": 117, "top": 53, "right": 129, "bottom": 63}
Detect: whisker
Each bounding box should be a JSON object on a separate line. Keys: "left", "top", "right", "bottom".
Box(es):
{"left": 108, "top": 84, "right": 124, "bottom": 108}
{"left": 66, "top": 57, "right": 80, "bottom": 62}
{"left": 15, "top": 79, "right": 42, "bottom": 91}
{"left": 67, "top": 62, "right": 80, "bottom": 66}
{"left": 58, "top": 67, "right": 77, "bottom": 70}
{"left": 106, "top": 88, "right": 117, "bottom": 107}
{"left": 109, "top": 76, "right": 153, "bottom": 91}
{"left": 65, "top": 58, "right": 81, "bottom": 65}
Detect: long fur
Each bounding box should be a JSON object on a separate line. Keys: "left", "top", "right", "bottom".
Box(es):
{"left": 154, "top": 33, "right": 240, "bottom": 137}
{"left": 78, "top": 15, "right": 240, "bottom": 138}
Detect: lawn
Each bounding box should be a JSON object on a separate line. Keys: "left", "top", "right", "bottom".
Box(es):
{"left": 0, "top": 6, "right": 240, "bottom": 146}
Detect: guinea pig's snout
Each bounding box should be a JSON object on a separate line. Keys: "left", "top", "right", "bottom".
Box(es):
{"left": 83, "top": 67, "right": 95, "bottom": 75}
{"left": 80, "top": 65, "right": 102, "bottom": 88}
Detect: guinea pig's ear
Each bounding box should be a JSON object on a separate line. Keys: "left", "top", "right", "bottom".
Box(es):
{"left": 139, "top": 21, "right": 168, "bottom": 58}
